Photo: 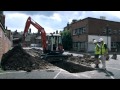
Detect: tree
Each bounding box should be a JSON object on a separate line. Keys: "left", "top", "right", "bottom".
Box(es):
{"left": 61, "top": 30, "right": 72, "bottom": 50}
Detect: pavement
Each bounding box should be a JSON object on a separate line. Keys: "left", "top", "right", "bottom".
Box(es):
{"left": 0, "top": 50, "right": 120, "bottom": 79}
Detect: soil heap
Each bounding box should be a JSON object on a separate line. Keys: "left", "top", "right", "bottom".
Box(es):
{"left": 0, "top": 45, "right": 51, "bottom": 72}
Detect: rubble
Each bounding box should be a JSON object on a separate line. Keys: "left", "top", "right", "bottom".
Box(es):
{"left": 25, "top": 48, "right": 43, "bottom": 57}
{"left": 0, "top": 45, "right": 53, "bottom": 72}
{"left": 67, "top": 54, "right": 95, "bottom": 66}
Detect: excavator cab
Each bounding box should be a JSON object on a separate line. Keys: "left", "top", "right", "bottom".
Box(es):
{"left": 45, "top": 33, "right": 64, "bottom": 54}
{"left": 41, "top": 33, "right": 67, "bottom": 62}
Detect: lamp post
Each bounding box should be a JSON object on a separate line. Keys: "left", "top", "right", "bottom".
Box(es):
{"left": 106, "top": 25, "right": 109, "bottom": 47}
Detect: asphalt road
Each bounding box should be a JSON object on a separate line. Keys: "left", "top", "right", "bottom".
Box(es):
{"left": 0, "top": 51, "right": 120, "bottom": 79}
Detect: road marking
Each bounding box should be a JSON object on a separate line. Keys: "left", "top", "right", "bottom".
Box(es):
{"left": 104, "top": 70, "right": 115, "bottom": 79}
{"left": 53, "top": 69, "right": 62, "bottom": 79}
{"left": 107, "top": 67, "right": 120, "bottom": 71}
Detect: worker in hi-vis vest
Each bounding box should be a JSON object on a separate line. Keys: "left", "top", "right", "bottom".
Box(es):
{"left": 93, "top": 39, "right": 101, "bottom": 68}
{"left": 99, "top": 38, "right": 108, "bottom": 70}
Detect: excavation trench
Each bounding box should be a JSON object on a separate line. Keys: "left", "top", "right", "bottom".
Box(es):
{"left": 0, "top": 46, "right": 95, "bottom": 73}
{"left": 50, "top": 60, "right": 95, "bottom": 73}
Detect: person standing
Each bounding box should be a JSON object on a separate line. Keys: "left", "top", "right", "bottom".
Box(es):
{"left": 93, "top": 39, "right": 100, "bottom": 68}
{"left": 99, "top": 38, "right": 108, "bottom": 70}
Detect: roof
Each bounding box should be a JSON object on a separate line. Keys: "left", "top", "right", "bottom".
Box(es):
{"left": 86, "top": 17, "right": 120, "bottom": 23}
{"left": 66, "top": 17, "right": 120, "bottom": 27}
{"left": 46, "top": 33, "right": 61, "bottom": 36}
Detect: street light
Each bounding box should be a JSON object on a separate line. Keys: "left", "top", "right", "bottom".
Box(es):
{"left": 106, "top": 25, "right": 109, "bottom": 47}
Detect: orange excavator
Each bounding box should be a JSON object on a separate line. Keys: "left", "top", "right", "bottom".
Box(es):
{"left": 22, "top": 16, "right": 68, "bottom": 62}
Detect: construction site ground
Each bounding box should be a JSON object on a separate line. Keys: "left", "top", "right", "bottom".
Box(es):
{"left": 0, "top": 47, "right": 120, "bottom": 79}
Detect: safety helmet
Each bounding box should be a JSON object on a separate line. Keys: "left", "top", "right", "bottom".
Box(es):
{"left": 93, "top": 40, "right": 97, "bottom": 43}
{"left": 99, "top": 38, "right": 103, "bottom": 42}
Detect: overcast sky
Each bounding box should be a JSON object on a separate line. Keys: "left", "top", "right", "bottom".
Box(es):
{"left": 3, "top": 11, "right": 120, "bottom": 33}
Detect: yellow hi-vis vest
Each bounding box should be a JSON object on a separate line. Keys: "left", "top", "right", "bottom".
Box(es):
{"left": 95, "top": 44, "right": 100, "bottom": 54}
{"left": 101, "top": 43, "right": 107, "bottom": 55}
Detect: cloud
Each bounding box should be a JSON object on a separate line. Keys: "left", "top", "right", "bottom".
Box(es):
{"left": 4, "top": 11, "right": 55, "bottom": 16}
{"left": 50, "top": 13, "right": 62, "bottom": 22}
{"left": 4, "top": 11, "right": 63, "bottom": 33}
{"left": 4, "top": 11, "right": 120, "bottom": 34}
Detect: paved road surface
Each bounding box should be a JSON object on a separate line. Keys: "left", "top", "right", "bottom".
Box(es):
{"left": 0, "top": 51, "right": 120, "bottom": 79}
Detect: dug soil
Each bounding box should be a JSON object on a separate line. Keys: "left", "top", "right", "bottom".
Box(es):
{"left": 0, "top": 45, "right": 53, "bottom": 72}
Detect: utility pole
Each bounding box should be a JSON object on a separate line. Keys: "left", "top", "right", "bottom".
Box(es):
{"left": 106, "top": 25, "right": 109, "bottom": 47}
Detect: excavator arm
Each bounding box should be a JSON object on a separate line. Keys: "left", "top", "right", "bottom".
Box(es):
{"left": 22, "top": 17, "right": 67, "bottom": 62}
{"left": 23, "top": 17, "right": 47, "bottom": 52}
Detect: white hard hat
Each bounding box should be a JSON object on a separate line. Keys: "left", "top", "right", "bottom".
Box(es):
{"left": 99, "top": 38, "right": 103, "bottom": 42}
{"left": 93, "top": 40, "right": 97, "bottom": 43}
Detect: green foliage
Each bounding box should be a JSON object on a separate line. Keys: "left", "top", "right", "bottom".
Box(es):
{"left": 61, "top": 30, "right": 72, "bottom": 50}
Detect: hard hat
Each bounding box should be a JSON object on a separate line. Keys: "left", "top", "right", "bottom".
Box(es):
{"left": 93, "top": 40, "right": 97, "bottom": 43}
{"left": 99, "top": 38, "right": 104, "bottom": 42}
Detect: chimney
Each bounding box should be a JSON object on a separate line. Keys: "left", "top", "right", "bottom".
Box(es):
{"left": 72, "top": 19, "right": 77, "bottom": 23}
{"left": 67, "top": 22, "right": 69, "bottom": 27}
{"left": 100, "top": 16, "right": 106, "bottom": 20}
{"left": 67, "top": 22, "right": 69, "bottom": 30}
{"left": 56, "top": 30, "right": 58, "bottom": 34}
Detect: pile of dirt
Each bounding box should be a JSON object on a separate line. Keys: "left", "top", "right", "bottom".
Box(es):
{"left": 0, "top": 45, "right": 53, "bottom": 72}
{"left": 67, "top": 54, "right": 95, "bottom": 66}
{"left": 25, "top": 48, "right": 43, "bottom": 57}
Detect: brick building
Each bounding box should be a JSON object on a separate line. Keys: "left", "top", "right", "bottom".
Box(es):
{"left": 0, "top": 12, "right": 12, "bottom": 60}
{"left": 12, "top": 30, "right": 42, "bottom": 47}
{"left": 64, "top": 17, "right": 120, "bottom": 52}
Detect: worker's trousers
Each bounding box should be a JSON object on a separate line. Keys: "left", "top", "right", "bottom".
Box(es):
{"left": 101, "top": 55, "right": 106, "bottom": 69}
{"left": 94, "top": 54, "right": 100, "bottom": 65}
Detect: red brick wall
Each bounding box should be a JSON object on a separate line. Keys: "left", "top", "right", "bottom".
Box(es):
{"left": 69, "top": 19, "right": 88, "bottom": 42}
{"left": 72, "top": 35, "right": 87, "bottom": 42}
{"left": 0, "top": 27, "right": 12, "bottom": 61}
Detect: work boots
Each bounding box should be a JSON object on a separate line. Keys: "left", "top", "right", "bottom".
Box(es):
{"left": 95, "top": 64, "right": 99, "bottom": 68}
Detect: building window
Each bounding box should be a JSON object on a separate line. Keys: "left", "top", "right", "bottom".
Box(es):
{"left": 81, "top": 42, "right": 85, "bottom": 49}
{"left": 78, "top": 27, "right": 86, "bottom": 35}
{"left": 75, "top": 29, "right": 77, "bottom": 35}
{"left": 119, "top": 30, "right": 120, "bottom": 34}
{"left": 103, "top": 29, "right": 106, "bottom": 34}
{"left": 73, "top": 42, "right": 78, "bottom": 48}
{"left": 103, "top": 28, "right": 111, "bottom": 35}
{"left": 113, "top": 30, "right": 117, "bottom": 34}
{"left": 111, "top": 42, "right": 116, "bottom": 48}
{"left": 82, "top": 27, "right": 86, "bottom": 33}
{"left": 76, "top": 29, "right": 79, "bottom": 35}
{"left": 78, "top": 28, "right": 82, "bottom": 35}
{"left": 73, "top": 27, "right": 86, "bottom": 35}
{"left": 108, "top": 29, "right": 112, "bottom": 34}
{"left": 78, "top": 28, "right": 81, "bottom": 35}
{"left": 73, "top": 29, "right": 76, "bottom": 35}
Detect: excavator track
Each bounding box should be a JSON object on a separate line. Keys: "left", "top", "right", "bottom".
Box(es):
{"left": 41, "top": 54, "right": 69, "bottom": 62}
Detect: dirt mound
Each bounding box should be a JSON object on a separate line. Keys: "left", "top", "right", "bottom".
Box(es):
{"left": 0, "top": 45, "right": 51, "bottom": 72}
{"left": 68, "top": 55, "right": 95, "bottom": 66}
